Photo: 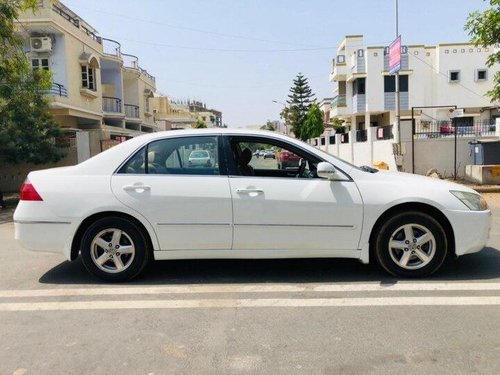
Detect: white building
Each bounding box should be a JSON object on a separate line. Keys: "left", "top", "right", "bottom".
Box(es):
{"left": 329, "top": 35, "right": 499, "bottom": 134}
{"left": 315, "top": 35, "right": 500, "bottom": 178}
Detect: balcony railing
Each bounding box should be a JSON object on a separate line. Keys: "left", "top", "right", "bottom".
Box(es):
{"left": 356, "top": 129, "right": 367, "bottom": 142}
{"left": 102, "top": 38, "right": 121, "bottom": 57}
{"left": 103, "top": 96, "right": 122, "bottom": 113}
{"left": 52, "top": 4, "right": 101, "bottom": 44}
{"left": 331, "top": 94, "right": 346, "bottom": 108}
{"left": 52, "top": 4, "right": 79, "bottom": 28}
{"left": 46, "top": 82, "right": 68, "bottom": 97}
{"left": 122, "top": 53, "right": 156, "bottom": 82}
{"left": 124, "top": 104, "right": 140, "bottom": 118}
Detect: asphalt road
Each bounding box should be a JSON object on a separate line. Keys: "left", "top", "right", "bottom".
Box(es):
{"left": 1, "top": 194, "right": 500, "bottom": 374}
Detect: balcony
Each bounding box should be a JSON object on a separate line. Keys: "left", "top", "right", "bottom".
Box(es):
{"left": 122, "top": 53, "right": 156, "bottom": 83}
{"left": 329, "top": 55, "right": 347, "bottom": 81}
{"left": 124, "top": 104, "right": 140, "bottom": 119}
{"left": 50, "top": 3, "right": 101, "bottom": 44}
{"left": 102, "top": 38, "right": 121, "bottom": 58}
{"left": 103, "top": 96, "right": 122, "bottom": 113}
{"left": 46, "top": 82, "right": 68, "bottom": 97}
{"left": 331, "top": 95, "right": 347, "bottom": 108}
{"left": 351, "top": 51, "right": 366, "bottom": 74}
{"left": 330, "top": 95, "right": 349, "bottom": 117}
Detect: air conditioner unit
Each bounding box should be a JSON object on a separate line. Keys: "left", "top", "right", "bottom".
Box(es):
{"left": 30, "top": 37, "right": 52, "bottom": 52}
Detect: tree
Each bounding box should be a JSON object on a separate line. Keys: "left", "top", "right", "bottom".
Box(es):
{"left": 301, "top": 103, "right": 324, "bottom": 141}
{"left": 285, "top": 73, "right": 316, "bottom": 139}
{"left": 192, "top": 119, "right": 207, "bottom": 128}
{"left": 0, "top": 0, "right": 62, "bottom": 164}
{"left": 331, "top": 116, "right": 346, "bottom": 133}
{"left": 260, "top": 120, "right": 277, "bottom": 131}
{"left": 465, "top": 0, "right": 500, "bottom": 102}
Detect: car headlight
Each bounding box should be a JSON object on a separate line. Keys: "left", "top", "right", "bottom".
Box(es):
{"left": 450, "top": 190, "right": 488, "bottom": 211}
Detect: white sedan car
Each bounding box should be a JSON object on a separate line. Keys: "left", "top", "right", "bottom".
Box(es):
{"left": 14, "top": 129, "right": 491, "bottom": 281}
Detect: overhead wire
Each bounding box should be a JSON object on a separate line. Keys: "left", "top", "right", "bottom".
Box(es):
{"left": 61, "top": 1, "right": 327, "bottom": 48}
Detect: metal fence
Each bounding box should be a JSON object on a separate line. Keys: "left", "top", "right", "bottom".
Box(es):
{"left": 356, "top": 129, "right": 367, "bottom": 142}
{"left": 415, "top": 119, "right": 496, "bottom": 139}
{"left": 376, "top": 125, "right": 393, "bottom": 140}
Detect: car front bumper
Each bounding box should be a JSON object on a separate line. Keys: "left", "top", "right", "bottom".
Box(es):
{"left": 443, "top": 208, "right": 491, "bottom": 256}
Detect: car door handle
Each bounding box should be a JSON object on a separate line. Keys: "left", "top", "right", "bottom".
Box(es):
{"left": 123, "top": 184, "right": 151, "bottom": 193}
{"left": 236, "top": 188, "right": 264, "bottom": 194}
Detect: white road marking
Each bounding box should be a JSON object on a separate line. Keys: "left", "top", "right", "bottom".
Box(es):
{"left": 0, "top": 282, "right": 500, "bottom": 298}
{"left": 1, "top": 296, "right": 500, "bottom": 311}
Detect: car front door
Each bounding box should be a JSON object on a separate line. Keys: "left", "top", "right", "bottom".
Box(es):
{"left": 111, "top": 135, "right": 232, "bottom": 251}
{"left": 226, "top": 136, "right": 363, "bottom": 252}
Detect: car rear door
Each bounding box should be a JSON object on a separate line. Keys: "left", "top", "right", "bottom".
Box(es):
{"left": 111, "top": 135, "right": 233, "bottom": 251}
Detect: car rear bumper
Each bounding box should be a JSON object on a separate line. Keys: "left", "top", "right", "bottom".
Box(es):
{"left": 14, "top": 221, "right": 73, "bottom": 259}
{"left": 443, "top": 208, "right": 491, "bottom": 256}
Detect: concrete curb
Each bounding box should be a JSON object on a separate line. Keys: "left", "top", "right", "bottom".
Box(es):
{"left": 470, "top": 186, "right": 500, "bottom": 193}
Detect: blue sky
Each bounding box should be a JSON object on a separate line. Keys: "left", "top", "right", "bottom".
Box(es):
{"left": 61, "top": 0, "right": 489, "bottom": 127}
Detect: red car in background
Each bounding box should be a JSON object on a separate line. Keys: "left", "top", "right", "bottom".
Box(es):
{"left": 277, "top": 149, "right": 301, "bottom": 169}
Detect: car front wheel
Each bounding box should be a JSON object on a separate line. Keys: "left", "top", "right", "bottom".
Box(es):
{"left": 374, "top": 211, "right": 448, "bottom": 277}
{"left": 81, "top": 217, "right": 151, "bottom": 282}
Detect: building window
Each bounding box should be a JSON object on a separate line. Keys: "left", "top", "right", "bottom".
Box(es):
{"left": 81, "top": 65, "right": 96, "bottom": 91}
{"left": 384, "top": 75, "right": 409, "bottom": 92}
{"left": 449, "top": 70, "right": 460, "bottom": 83}
{"left": 357, "top": 49, "right": 364, "bottom": 57}
{"left": 476, "top": 69, "right": 487, "bottom": 81}
{"left": 31, "top": 58, "right": 49, "bottom": 71}
{"left": 352, "top": 78, "right": 366, "bottom": 95}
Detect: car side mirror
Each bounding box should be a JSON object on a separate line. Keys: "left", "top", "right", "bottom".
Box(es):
{"left": 317, "top": 162, "right": 341, "bottom": 180}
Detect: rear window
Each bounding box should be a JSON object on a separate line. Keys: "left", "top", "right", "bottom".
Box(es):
{"left": 117, "top": 136, "right": 219, "bottom": 175}
{"left": 190, "top": 150, "right": 209, "bottom": 158}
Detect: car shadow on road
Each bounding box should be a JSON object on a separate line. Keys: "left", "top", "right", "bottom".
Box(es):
{"left": 39, "top": 247, "right": 500, "bottom": 285}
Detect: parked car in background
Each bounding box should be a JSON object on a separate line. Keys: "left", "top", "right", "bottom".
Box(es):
{"left": 277, "top": 149, "right": 301, "bottom": 169}
{"left": 14, "top": 129, "right": 490, "bottom": 282}
{"left": 188, "top": 150, "right": 211, "bottom": 167}
{"left": 263, "top": 149, "right": 276, "bottom": 159}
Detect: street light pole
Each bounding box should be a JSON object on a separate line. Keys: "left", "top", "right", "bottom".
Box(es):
{"left": 272, "top": 100, "right": 288, "bottom": 135}
{"left": 395, "top": 0, "right": 401, "bottom": 154}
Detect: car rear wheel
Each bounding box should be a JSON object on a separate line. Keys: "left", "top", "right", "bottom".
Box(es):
{"left": 374, "top": 211, "right": 448, "bottom": 277}
{"left": 81, "top": 217, "right": 151, "bottom": 282}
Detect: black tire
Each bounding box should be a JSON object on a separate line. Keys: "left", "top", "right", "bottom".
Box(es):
{"left": 81, "top": 217, "right": 151, "bottom": 282}
{"left": 374, "top": 211, "right": 448, "bottom": 277}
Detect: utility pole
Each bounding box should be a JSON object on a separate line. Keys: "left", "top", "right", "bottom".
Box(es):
{"left": 272, "top": 100, "right": 289, "bottom": 135}
{"left": 395, "top": 0, "right": 401, "bottom": 153}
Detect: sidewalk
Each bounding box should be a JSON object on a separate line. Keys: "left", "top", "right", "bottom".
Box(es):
{"left": 448, "top": 179, "right": 500, "bottom": 193}
{"left": 0, "top": 208, "right": 14, "bottom": 224}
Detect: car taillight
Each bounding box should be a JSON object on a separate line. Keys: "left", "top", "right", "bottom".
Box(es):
{"left": 20, "top": 180, "right": 43, "bottom": 201}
